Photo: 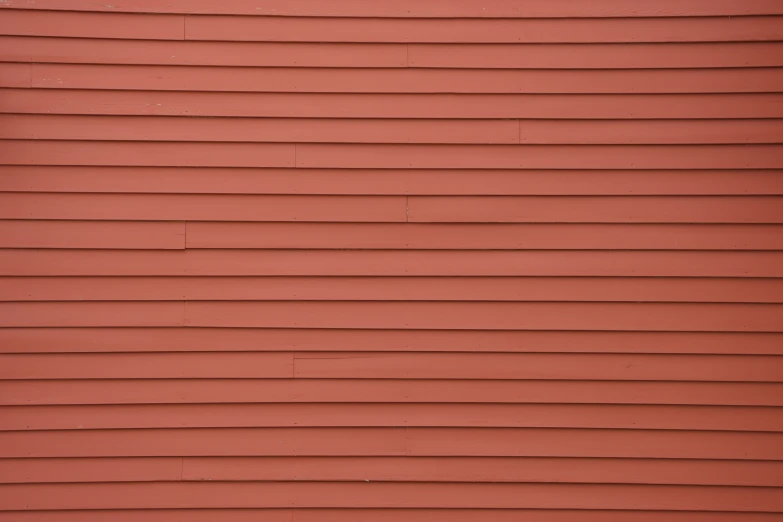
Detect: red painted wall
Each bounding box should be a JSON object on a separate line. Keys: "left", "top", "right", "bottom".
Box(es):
{"left": 1, "top": 1, "right": 782, "bottom": 520}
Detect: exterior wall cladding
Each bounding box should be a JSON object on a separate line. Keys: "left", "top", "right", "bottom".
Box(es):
{"left": 0, "top": 1, "right": 782, "bottom": 520}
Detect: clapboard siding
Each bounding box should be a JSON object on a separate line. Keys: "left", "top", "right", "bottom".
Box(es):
{"left": 186, "top": 16, "right": 783, "bottom": 43}
{"left": 2, "top": 457, "right": 782, "bottom": 486}
{"left": 2, "top": 301, "right": 782, "bottom": 330}
{"left": 4, "top": 380, "right": 783, "bottom": 405}
{"left": 2, "top": 250, "right": 782, "bottom": 277}
{"left": 0, "top": 511, "right": 777, "bottom": 522}
{"left": 1, "top": 3, "right": 780, "bottom": 520}
{"left": 1, "top": 194, "right": 780, "bottom": 222}
{"left": 25, "top": 64, "right": 783, "bottom": 93}
{"left": 1, "top": 428, "right": 781, "bottom": 459}
{"left": 2, "top": 482, "right": 783, "bottom": 511}
{"left": 6, "top": 0, "right": 783, "bottom": 17}
{"left": 1, "top": 352, "right": 779, "bottom": 381}
{"left": 2, "top": 329, "right": 781, "bottom": 354}
{"left": 2, "top": 403, "right": 782, "bottom": 431}
{"left": 5, "top": 90, "right": 783, "bottom": 119}
{"left": 5, "top": 222, "right": 783, "bottom": 250}
{"left": 4, "top": 141, "right": 783, "bottom": 169}
{"left": 5, "top": 115, "right": 783, "bottom": 144}
{"left": 6, "top": 37, "right": 783, "bottom": 68}
{"left": 2, "top": 167, "right": 781, "bottom": 195}
{"left": 4, "top": 277, "right": 783, "bottom": 301}
{"left": 7, "top": 10, "right": 783, "bottom": 43}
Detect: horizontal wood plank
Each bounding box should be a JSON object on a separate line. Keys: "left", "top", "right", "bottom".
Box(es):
{"left": 0, "top": 481, "right": 782, "bottom": 511}
{"left": 6, "top": 37, "right": 783, "bottom": 69}
{"left": 2, "top": 403, "right": 781, "bottom": 431}
{"left": 179, "top": 301, "right": 783, "bottom": 332}
{"left": 0, "top": 302, "right": 184, "bottom": 327}
{"left": 0, "top": 509, "right": 776, "bottom": 522}
{"left": 185, "top": 223, "right": 783, "bottom": 249}
{"left": 294, "top": 144, "right": 783, "bottom": 169}
{"left": 5, "top": 90, "right": 783, "bottom": 119}
{"left": 0, "top": 141, "right": 295, "bottom": 167}
{"left": 28, "top": 64, "right": 783, "bottom": 93}
{"left": 1, "top": 167, "right": 781, "bottom": 195}
{"left": 1, "top": 37, "right": 408, "bottom": 68}
{"left": 6, "top": 0, "right": 783, "bottom": 17}
{"left": 0, "top": 194, "right": 406, "bottom": 222}
{"left": 293, "top": 352, "right": 783, "bottom": 382}
{"left": 0, "top": 352, "right": 293, "bottom": 379}
{"left": 2, "top": 352, "right": 778, "bottom": 382}
{"left": 0, "top": 221, "right": 185, "bottom": 249}
{"left": 4, "top": 276, "right": 782, "bottom": 303}
{"left": 4, "top": 380, "right": 782, "bottom": 406}
{"left": 0, "top": 63, "right": 30, "bottom": 88}
{"left": 0, "top": 9, "right": 184, "bottom": 40}
{"left": 2, "top": 250, "right": 781, "bottom": 277}
{"left": 1, "top": 456, "right": 781, "bottom": 487}
{"left": 405, "top": 428, "right": 783, "bottom": 459}
{"left": 4, "top": 301, "right": 782, "bottom": 331}
{"left": 407, "top": 196, "right": 783, "bottom": 223}
{"left": 407, "top": 43, "right": 783, "bottom": 69}
{"left": 186, "top": 15, "right": 783, "bottom": 43}
{"left": 0, "top": 427, "right": 780, "bottom": 459}
{"left": 5, "top": 115, "right": 783, "bottom": 145}
{"left": 2, "top": 328, "right": 780, "bottom": 355}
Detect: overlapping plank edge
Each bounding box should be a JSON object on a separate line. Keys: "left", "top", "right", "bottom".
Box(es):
{"left": 1, "top": 3, "right": 782, "bottom": 520}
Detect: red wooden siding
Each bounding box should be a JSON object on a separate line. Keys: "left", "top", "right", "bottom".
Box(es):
{"left": 0, "top": 1, "right": 782, "bottom": 520}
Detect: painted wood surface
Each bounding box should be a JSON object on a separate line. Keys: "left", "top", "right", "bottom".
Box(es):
{"left": 0, "top": 1, "right": 781, "bottom": 520}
